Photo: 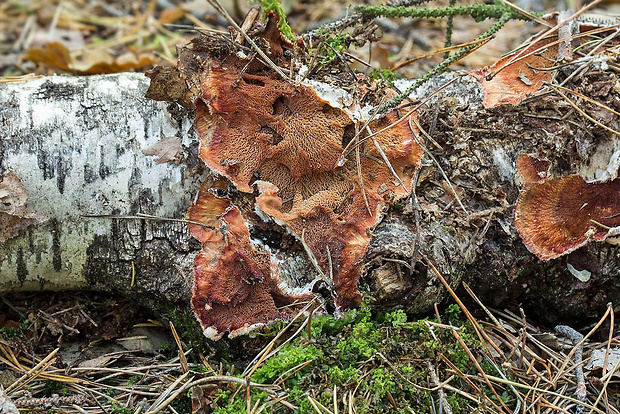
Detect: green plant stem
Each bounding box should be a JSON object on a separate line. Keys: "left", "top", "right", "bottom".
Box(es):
{"left": 444, "top": 0, "right": 457, "bottom": 59}
{"left": 356, "top": 4, "right": 523, "bottom": 22}
{"left": 378, "top": 13, "right": 512, "bottom": 114}
{"left": 303, "top": 0, "right": 432, "bottom": 41}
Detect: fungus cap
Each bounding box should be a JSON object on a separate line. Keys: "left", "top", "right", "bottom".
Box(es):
{"left": 514, "top": 153, "right": 620, "bottom": 260}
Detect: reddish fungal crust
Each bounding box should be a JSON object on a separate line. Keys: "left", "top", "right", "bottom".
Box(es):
{"left": 514, "top": 154, "right": 620, "bottom": 261}
{"left": 184, "top": 14, "right": 423, "bottom": 310}
{"left": 149, "top": 13, "right": 423, "bottom": 334}
{"left": 255, "top": 101, "right": 421, "bottom": 309}
{"left": 187, "top": 187, "right": 313, "bottom": 339}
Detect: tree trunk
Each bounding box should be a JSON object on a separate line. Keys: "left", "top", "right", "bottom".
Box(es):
{"left": 1, "top": 72, "right": 618, "bottom": 326}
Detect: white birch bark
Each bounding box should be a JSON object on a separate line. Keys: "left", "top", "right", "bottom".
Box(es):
{"left": 0, "top": 74, "right": 202, "bottom": 302}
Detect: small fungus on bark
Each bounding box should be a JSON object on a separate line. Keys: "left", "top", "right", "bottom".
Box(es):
{"left": 187, "top": 184, "right": 313, "bottom": 339}
{"left": 514, "top": 153, "right": 620, "bottom": 261}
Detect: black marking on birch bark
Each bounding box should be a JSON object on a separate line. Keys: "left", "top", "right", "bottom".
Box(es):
{"left": 37, "top": 80, "right": 82, "bottom": 100}
{"left": 99, "top": 146, "right": 110, "bottom": 179}
{"left": 37, "top": 140, "right": 54, "bottom": 181}
{"left": 51, "top": 219, "right": 62, "bottom": 272}
{"left": 16, "top": 248, "right": 28, "bottom": 284}
{"left": 56, "top": 153, "right": 68, "bottom": 194}
{"left": 0, "top": 130, "right": 4, "bottom": 175}
{"left": 84, "top": 164, "right": 97, "bottom": 184}
{"left": 27, "top": 226, "right": 35, "bottom": 252}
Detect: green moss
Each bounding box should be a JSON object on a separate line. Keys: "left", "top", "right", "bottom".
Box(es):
{"left": 368, "top": 68, "right": 396, "bottom": 87}
{"left": 252, "top": 343, "right": 322, "bottom": 384}
{"left": 213, "top": 390, "right": 269, "bottom": 414}
{"left": 43, "top": 380, "right": 69, "bottom": 397}
{"left": 155, "top": 298, "right": 508, "bottom": 412}
{"left": 110, "top": 402, "right": 134, "bottom": 414}
{"left": 362, "top": 368, "right": 396, "bottom": 401}
{"left": 328, "top": 366, "right": 358, "bottom": 386}
{"left": 170, "top": 393, "right": 192, "bottom": 413}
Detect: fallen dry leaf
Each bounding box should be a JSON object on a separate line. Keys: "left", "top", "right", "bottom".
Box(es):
{"left": 142, "top": 137, "right": 182, "bottom": 164}
{"left": 24, "top": 42, "right": 157, "bottom": 75}
{"left": 0, "top": 172, "right": 45, "bottom": 243}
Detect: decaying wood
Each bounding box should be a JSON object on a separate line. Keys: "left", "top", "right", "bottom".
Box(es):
{"left": 1, "top": 68, "right": 618, "bottom": 326}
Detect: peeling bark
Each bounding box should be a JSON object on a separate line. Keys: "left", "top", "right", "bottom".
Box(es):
{"left": 1, "top": 71, "right": 618, "bottom": 326}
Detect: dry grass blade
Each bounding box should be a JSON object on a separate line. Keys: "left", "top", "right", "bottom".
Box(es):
{"left": 6, "top": 348, "right": 60, "bottom": 395}
{"left": 484, "top": 375, "right": 607, "bottom": 414}
{"left": 439, "top": 353, "right": 488, "bottom": 398}
{"left": 0, "top": 74, "right": 42, "bottom": 83}
{"left": 242, "top": 299, "right": 316, "bottom": 378}
{"left": 451, "top": 331, "right": 510, "bottom": 413}
{"left": 549, "top": 82, "right": 620, "bottom": 117}
{"left": 355, "top": 125, "right": 371, "bottom": 216}
{"left": 495, "top": 0, "right": 553, "bottom": 28}
{"left": 601, "top": 305, "right": 615, "bottom": 406}
{"left": 169, "top": 322, "right": 188, "bottom": 373}
{"left": 301, "top": 229, "right": 331, "bottom": 287}
{"left": 391, "top": 37, "right": 490, "bottom": 71}
{"left": 365, "top": 125, "right": 407, "bottom": 191}
{"left": 341, "top": 77, "right": 459, "bottom": 160}
{"left": 589, "top": 358, "right": 620, "bottom": 414}
{"left": 308, "top": 396, "right": 328, "bottom": 414}
{"left": 549, "top": 85, "right": 620, "bottom": 137}
{"left": 552, "top": 306, "right": 611, "bottom": 386}
{"left": 146, "top": 371, "right": 192, "bottom": 414}
{"left": 275, "top": 358, "right": 318, "bottom": 386}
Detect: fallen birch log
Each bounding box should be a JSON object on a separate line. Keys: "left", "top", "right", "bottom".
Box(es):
{"left": 1, "top": 35, "right": 619, "bottom": 331}
{"left": 0, "top": 74, "right": 204, "bottom": 309}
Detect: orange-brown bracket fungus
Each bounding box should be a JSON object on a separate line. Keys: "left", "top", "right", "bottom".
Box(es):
{"left": 187, "top": 185, "right": 314, "bottom": 340}
{"left": 190, "top": 24, "right": 423, "bottom": 309}
{"left": 514, "top": 153, "right": 620, "bottom": 261}
{"left": 147, "top": 13, "right": 423, "bottom": 336}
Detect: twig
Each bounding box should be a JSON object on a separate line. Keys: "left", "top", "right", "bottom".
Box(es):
{"left": 426, "top": 360, "right": 453, "bottom": 414}
{"left": 302, "top": 0, "right": 432, "bottom": 41}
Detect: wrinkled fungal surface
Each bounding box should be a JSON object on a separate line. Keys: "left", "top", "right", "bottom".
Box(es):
{"left": 187, "top": 185, "right": 313, "bottom": 340}
{"left": 190, "top": 28, "right": 421, "bottom": 309}
{"left": 514, "top": 153, "right": 620, "bottom": 261}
